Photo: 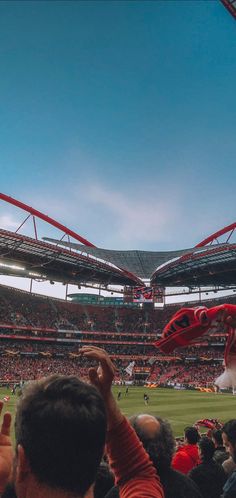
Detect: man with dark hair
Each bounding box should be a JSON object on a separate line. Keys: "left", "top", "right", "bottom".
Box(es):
{"left": 189, "top": 436, "right": 226, "bottom": 498}
{"left": 184, "top": 427, "right": 200, "bottom": 445}
{"left": 0, "top": 347, "right": 164, "bottom": 498}
{"left": 212, "top": 429, "right": 229, "bottom": 465}
{"left": 172, "top": 426, "right": 200, "bottom": 474}
{"left": 9, "top": 376, "right": 107, "bottom": 498}
{"left": 105, "top": 414, "right": 203, "bottom": 498}
{"left": 222, "top": 419, "right": 236, "bottom": 497}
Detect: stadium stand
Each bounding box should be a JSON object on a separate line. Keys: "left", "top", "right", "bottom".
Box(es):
{"left": 1, "top": 284, "right": 235, "bottom": 386}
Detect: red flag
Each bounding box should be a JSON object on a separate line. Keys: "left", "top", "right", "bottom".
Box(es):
{"left": 155, "top": 304, "right": 235, "bottom": 353}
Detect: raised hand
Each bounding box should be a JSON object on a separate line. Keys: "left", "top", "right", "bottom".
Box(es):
{"left": 79, "top": 346, "right": 116, "bottom": 399}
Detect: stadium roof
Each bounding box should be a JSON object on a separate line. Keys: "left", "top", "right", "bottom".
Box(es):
{"left": 43, "top": 238, "right": 194, "bottom": 280}
{"left": 1, "top": 193, "right": 236, "bottom": 290}
{"left": 0, "top": 229, "right": 142, "bottom": 287}
{"left": 43, "top": 237, "right": 236, "bottom": 289}
{"left": 151, "top": 243, "right": 236, "bottom": 287}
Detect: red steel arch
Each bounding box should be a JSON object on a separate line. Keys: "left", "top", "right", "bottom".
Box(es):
{"left": 0, "top": 193, "right": 96, "bottom": 248}
{"left": 196, "top": 223, "right": 236, "bottom": 248}
{"left": 221, "top": 0, "right": 236, "bottom": 19}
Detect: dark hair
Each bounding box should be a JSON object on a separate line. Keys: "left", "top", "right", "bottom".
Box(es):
{"left": 15, "top": 375, "right": 107, "bottom": 496}
{"left": 94, "top": 462, "right": 115, "bottom": 498}
{"left": 223, "top": 420, "right": 236, "bottom": 445}
{"left": 198, "top": 437, "right": 215, "bottom": 461}
{"left": 212, "top": 429, "right": 223, "bottom": 447}
{"left": 1, "top": 484, "right": 17, "bottom": 498}
{"left": 130, "top": 415, "right": 175, "bottom": 474}
{"left": 184, "top": 426, "right": 200, "bottom": 445}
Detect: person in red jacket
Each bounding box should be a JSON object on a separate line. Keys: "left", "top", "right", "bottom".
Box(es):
{"left": 81, "top": 345, "right": 164, "bottom": 498}
{"left": 172, "top": 426, "right": 200, "bottom": 474}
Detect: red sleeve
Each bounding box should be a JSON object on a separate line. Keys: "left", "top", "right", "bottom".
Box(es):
{"left": 106, "top": 417, "right": 164, "bottom": 498}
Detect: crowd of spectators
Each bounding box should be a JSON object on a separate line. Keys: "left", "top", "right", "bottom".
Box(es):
{"left": 1, "top": 346, "right": 236, "bottom": 498}
{"left": 1, "top": 284, "right": 235, "bottom": 334}
{"left": 0, "top": 355, "right": 92, "bottom": 382}
{"left": 173, "top": 364, "right": 223, "bottom": 387}
{"left": 0, "top": 284, "right": 234, "bottom": 388}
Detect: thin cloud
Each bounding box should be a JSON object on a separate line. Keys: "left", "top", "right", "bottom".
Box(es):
{"left": 17, "top": 182, "right": 235, "bottom": 252}
{"left": 22, "top": 183, "right": 181, "bottom": 248}
{"left": 86, "top": 183, "right": 181, "bottom": 247}
{"left": 0, "top": 214, "right": 19, "bottom": 230}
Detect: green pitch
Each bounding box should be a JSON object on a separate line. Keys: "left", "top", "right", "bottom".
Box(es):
{"left": 1, "top": 386, "right": 236, "bottom": 439}
{"left": 112, "top": 386, "right": 236, "bottom": 436}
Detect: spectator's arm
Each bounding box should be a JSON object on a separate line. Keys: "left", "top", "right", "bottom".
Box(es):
{"left": 79, "top": 346, "right": 164, "bottom": 498}
{"left": 106, "top": 416, "right": 163, "bottom": 497}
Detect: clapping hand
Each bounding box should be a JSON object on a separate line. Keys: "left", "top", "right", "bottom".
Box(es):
{"left": 79, "top": 346, "right": 116, "bottom": 399}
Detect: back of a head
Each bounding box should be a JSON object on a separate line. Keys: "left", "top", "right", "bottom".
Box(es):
{"left": 15, "top": 375, "right": 107, "bottom": 496}
{"left": 222, "top": 419, "right": 236, "bottom": 464}
{"left": 130, "top": 414, "right": 175, "bottom": 475}
{"left": 223, "top": 419, "right": 236, "bottom": 444}
{"left": 198, "top": 436, "right": 215, "bottom": 462}
{"left": 184, "top": 426, "right": 200, "bottom": 445}
{"left": 212, "top": 429, "right": 223, "bottom": 447}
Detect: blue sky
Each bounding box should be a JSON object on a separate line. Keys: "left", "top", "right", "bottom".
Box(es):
{"left": 0, "top": 0, "right": 235, "bottom": 256}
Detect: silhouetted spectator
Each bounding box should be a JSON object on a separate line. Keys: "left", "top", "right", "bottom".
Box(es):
{"left": 212, "top": 429, "right": 229, "bottom": 465}
{"left": 189, "top": 436, "right": 226, "bottom": 498}
{"left": 222, "top": 420, "right": 236, "bottom": 497}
